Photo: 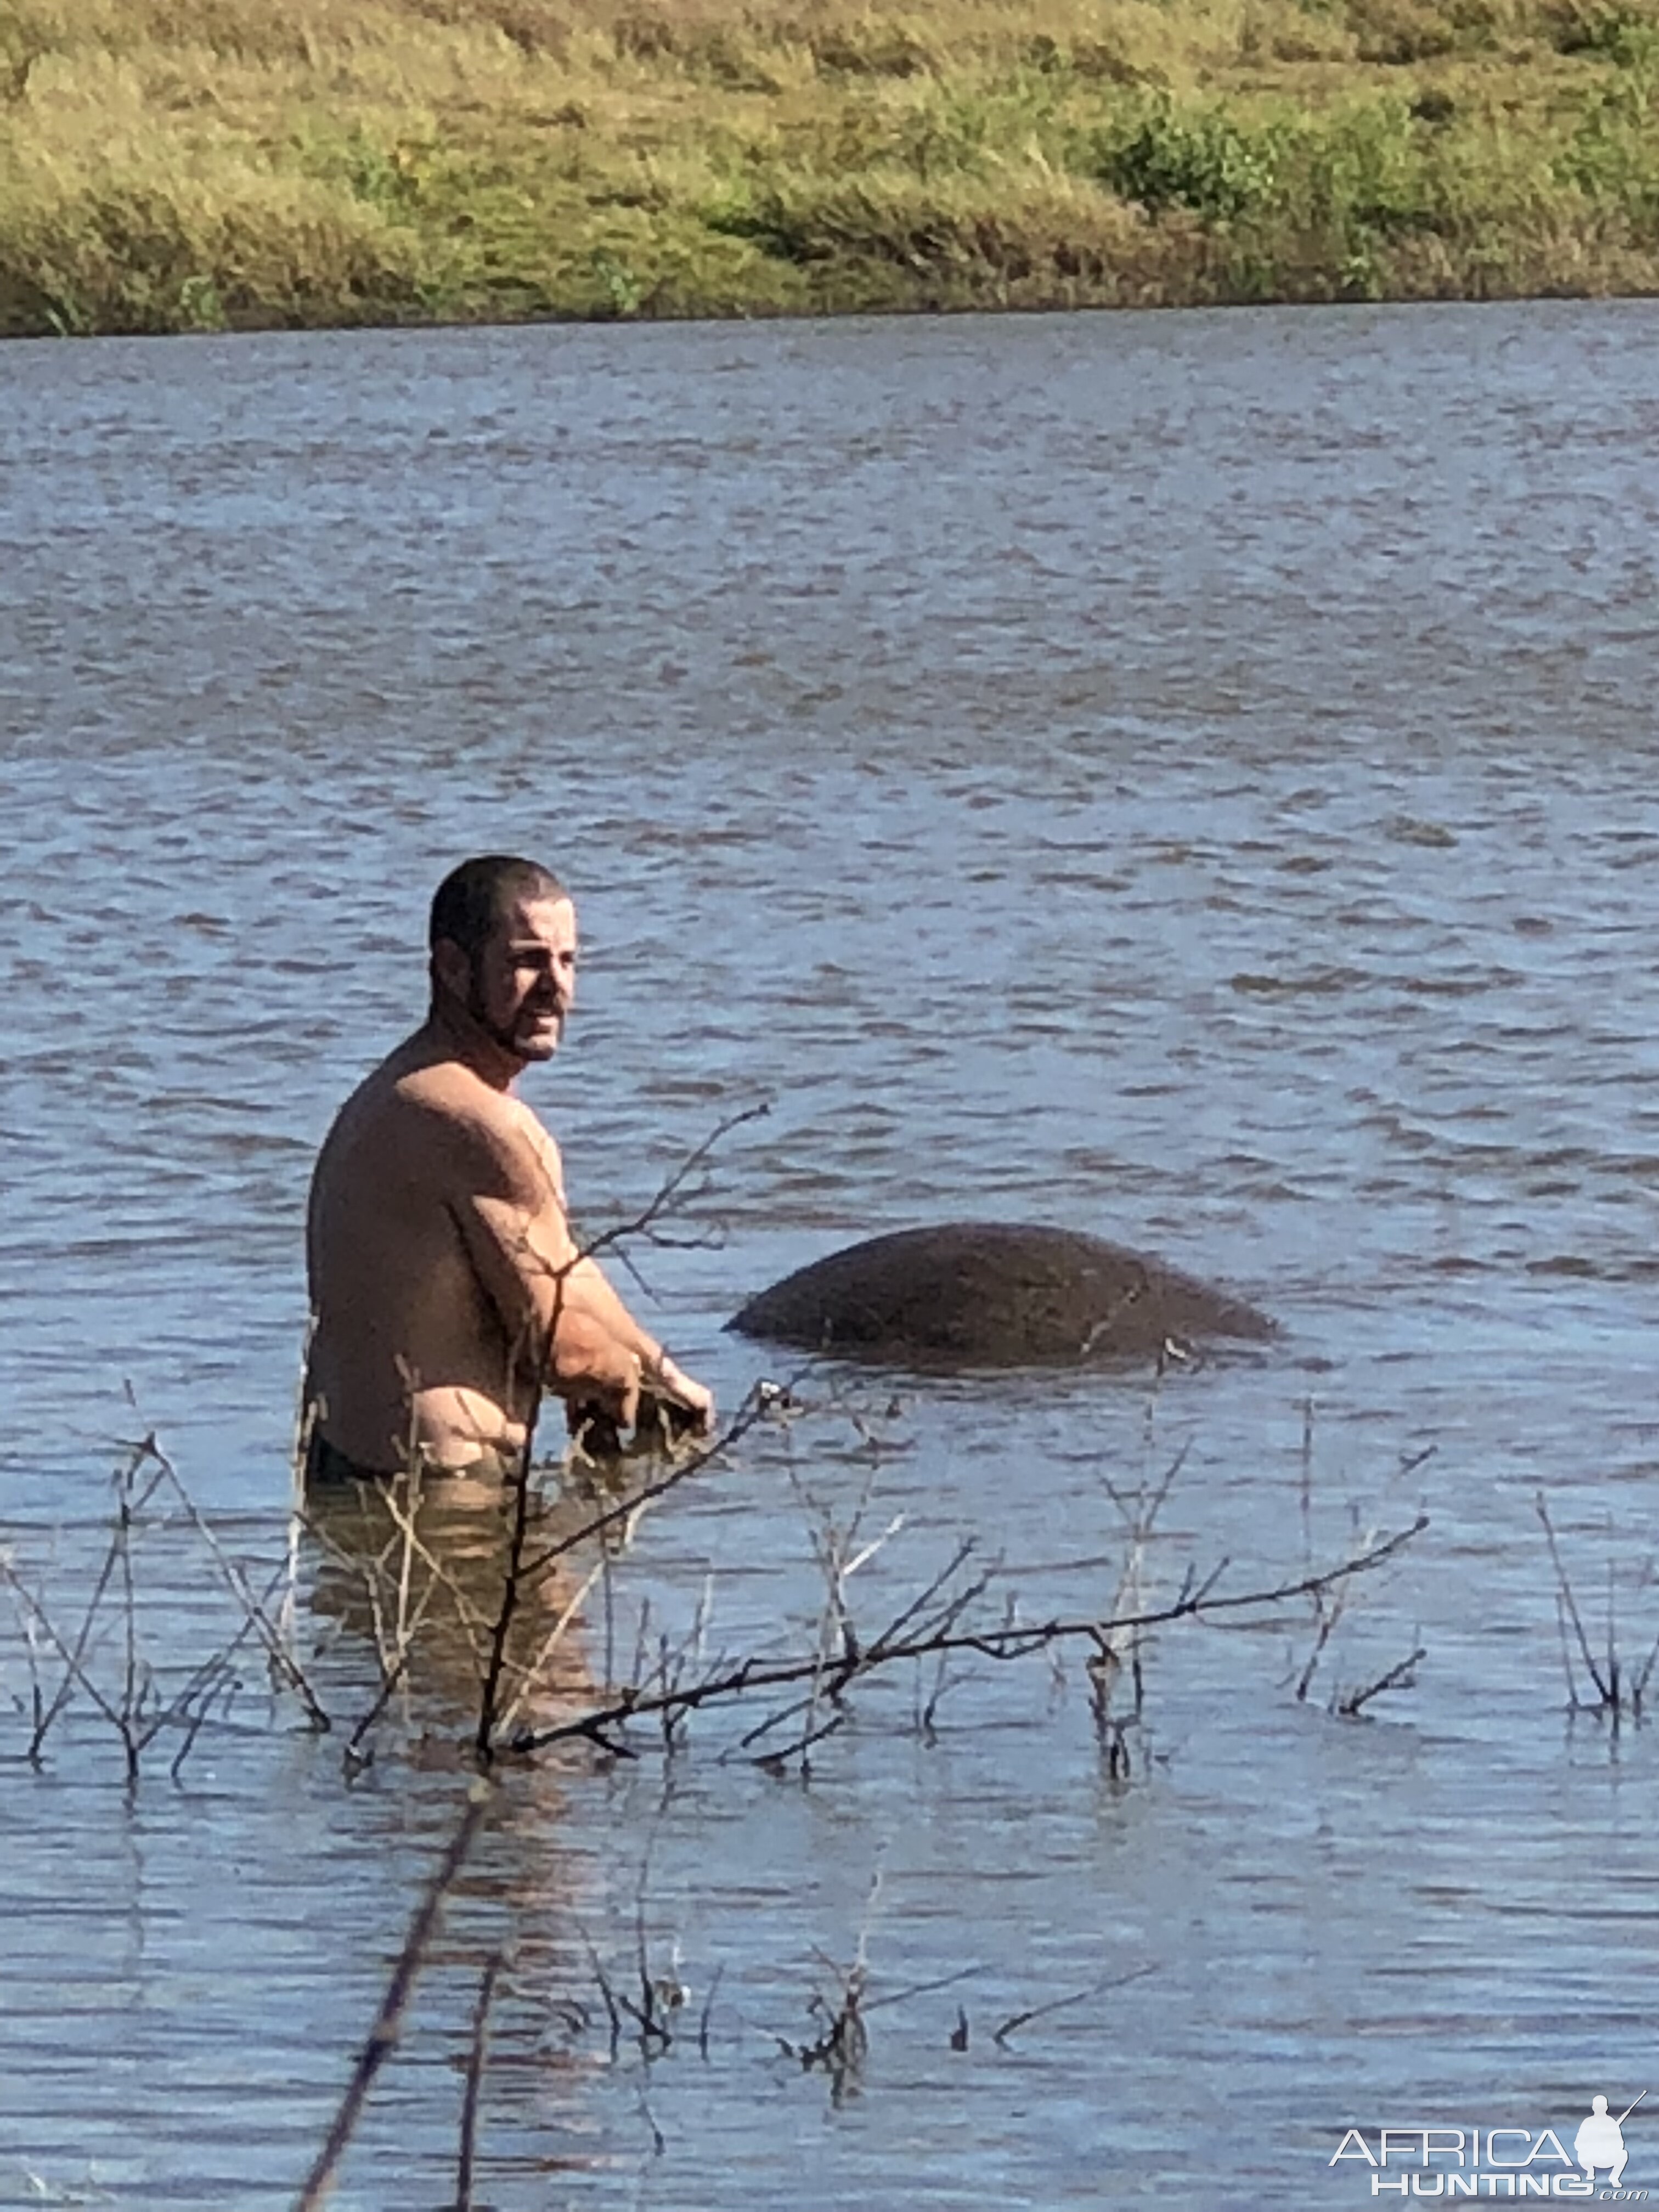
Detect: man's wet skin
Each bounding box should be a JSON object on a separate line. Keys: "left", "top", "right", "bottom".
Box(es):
{"left": 304, "top": 865, "right": 715, "bottom": 1481}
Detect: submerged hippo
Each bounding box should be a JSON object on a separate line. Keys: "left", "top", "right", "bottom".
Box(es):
{"left": 727, "top": 1222, "right": 1278, "bottom": 1369}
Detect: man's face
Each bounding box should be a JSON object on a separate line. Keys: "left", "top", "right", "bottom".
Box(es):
{"left": 463, "top": 895, "right": 578, "bottom": 1064}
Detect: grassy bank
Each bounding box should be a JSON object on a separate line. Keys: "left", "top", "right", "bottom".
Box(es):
{"left": 2, "top": 0, "right": 1657, "bottom": 334}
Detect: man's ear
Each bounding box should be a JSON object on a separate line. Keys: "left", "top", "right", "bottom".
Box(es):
{"left": 431, "top": 939, "right": 471, "bottom": 1000}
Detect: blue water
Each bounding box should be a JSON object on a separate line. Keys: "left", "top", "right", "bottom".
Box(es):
{"left": 2, "top": 300, "right": 1658, "bottom": 2207}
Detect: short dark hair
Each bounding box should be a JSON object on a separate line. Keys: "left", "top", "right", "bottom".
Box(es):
{"left": 428, "top": 855, "right": 568, "bottom": 961}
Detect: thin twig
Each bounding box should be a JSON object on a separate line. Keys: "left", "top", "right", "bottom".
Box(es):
{"left": 1537, "top": 1492, "right": 1611, "bottom": 1705}
{"left": 295, "top": 1784, "right": 493, "bottom": 2212}
{"left": 143, "top": 1436, "right": 332, "bottom": 1731}
{"left": 1336, "top": 1645, "right": 1426, "bottom": 1718}
{"left": 697, "top": 1962, "right": 724, "bottom": 2061}
{"left": 992, "top": 1963, "right": 1156, "bottom": 2047}
{"left": 454, "top": 1950, "right": 503, "bottom": 2212}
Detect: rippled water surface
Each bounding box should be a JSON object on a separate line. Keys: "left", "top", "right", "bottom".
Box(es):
{"left": 3, "top": 301, "right": 1659, "bottom": 2207}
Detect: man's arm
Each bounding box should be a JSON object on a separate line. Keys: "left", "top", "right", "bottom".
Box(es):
{"left": 445, "top": 1101, "right": 714, "bottom": 1433}
{"left": 443, "top": 1106, "right": 644, "bottom": 1423}
{"left": 512, "top": 1106, "right": 715, "bottom": 1435}
{"left": 563, "top": 1254, "right": 713, "bottom": 1427}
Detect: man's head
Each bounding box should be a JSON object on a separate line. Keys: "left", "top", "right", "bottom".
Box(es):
{"left": 428, "top": 855, "right": 576, "bottom": 1068}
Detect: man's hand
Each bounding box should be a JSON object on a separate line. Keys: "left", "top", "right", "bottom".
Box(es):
{"left": 550, "top": 1308, "right": 642, "bottom": 1429}
{"left": 651, "top": 1354, "right": 715, "bottom": 1435}
{"left": 558, "top": 1343, "right": 714, "bottom": 1457}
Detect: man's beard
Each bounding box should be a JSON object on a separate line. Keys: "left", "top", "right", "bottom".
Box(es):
{"left": 466, "top": 969, "right": 560, "bottom": 1060}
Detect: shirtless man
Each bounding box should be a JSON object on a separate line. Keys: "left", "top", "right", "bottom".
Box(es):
{"left": 304, "top": 855, "right": 715, "bottom": 1481}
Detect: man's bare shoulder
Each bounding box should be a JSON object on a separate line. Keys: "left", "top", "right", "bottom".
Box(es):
{"left": 392, "top": 1052, "right": 565, "bottom": 1200}
{"left": 392, "top": 1054, "right": 506, "bottom": 1126}
{"left": 316, "top": 1033, "right": 562, "bottom": 1211}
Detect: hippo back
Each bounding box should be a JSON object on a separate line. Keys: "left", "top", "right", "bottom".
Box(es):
{"left": 727, "top": 1222, "right": 1277, "bottom": 1368}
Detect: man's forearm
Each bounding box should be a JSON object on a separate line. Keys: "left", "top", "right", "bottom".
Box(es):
{"left": 540, "top": 1256, "right": 714, "bottom": 1433}
{"left": 561, "top": 1255, "right": 663, "bottom": 1373}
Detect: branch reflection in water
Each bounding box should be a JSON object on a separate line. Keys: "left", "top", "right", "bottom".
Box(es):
{"left": 298, "top": 1445, "right": 662, "bottom": 1768}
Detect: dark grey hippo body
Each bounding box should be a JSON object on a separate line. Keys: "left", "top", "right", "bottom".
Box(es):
{"left": 727, "top": 1222, "right": 1277, "bottom": 1369}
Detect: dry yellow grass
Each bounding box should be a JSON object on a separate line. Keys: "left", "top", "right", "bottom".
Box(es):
{"left": 2, "top": 0, "right": 1656, "bottom": 331}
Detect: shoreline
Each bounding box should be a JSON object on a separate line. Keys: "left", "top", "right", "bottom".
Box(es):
{"left": 4, "top": 0, "right": 1657, "bottom": 340}
{"left": 5, "top": 279, "right": 1658, "bottom": 345}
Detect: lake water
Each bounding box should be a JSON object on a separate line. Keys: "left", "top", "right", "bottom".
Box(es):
{"left": 3, "top": 299, "right": 1659, "bottom": 2207}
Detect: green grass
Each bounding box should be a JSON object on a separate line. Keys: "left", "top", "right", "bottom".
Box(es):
{"left": 2, "top": 0, "right": 1657, "bottom": 334}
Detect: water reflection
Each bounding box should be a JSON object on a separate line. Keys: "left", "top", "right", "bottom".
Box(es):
{"left": 298, "top": 1461, "right": 672, "bottom": 2202}
{"left": 301, "top": 1457, "right": 653, "bottom": 1756}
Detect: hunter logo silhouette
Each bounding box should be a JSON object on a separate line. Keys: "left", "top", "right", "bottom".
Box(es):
{"left": 1573, "top": 2090, "right": 1644, "bottom": 2187}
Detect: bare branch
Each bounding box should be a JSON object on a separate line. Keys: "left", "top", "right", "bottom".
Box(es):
{"left": 512, "top": 1515, "right": 1430, "bottom": 1757}
{"left": 571, "top": 1103, "right": 770, "bottom": 1269}
{"left": 454, "top": 1950, "right": 503, "bottom": 2212}
{"left": 140, "top": 1434, "right": 331, "bottom": 1731}
{"left": 992, "top": 1963, "right": 1156, "bottom": 2047}
{"left": 1336, "top": 1645, "right": 1426, "bottom": 1718}
{"left": 1537, "top": 1492, "right": 1611, "bottom": 1706}
{"left": 295, "top": 1784, "right": 493, "bottom": 2211}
